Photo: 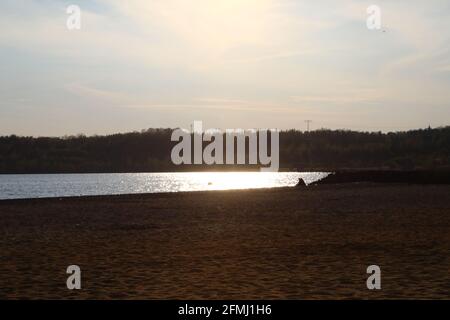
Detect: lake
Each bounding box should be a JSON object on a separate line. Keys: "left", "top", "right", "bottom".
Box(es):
{"left": 0, "top": 172, "right": 330, "bottom": 200}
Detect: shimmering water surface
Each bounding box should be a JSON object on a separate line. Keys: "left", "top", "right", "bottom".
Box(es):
{"left": 0, "top": 172, "right": 330, "bottom": 200}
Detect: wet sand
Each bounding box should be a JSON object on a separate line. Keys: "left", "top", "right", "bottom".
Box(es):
{"left": 0, "top": 183, "right": 449, "bottom": 299}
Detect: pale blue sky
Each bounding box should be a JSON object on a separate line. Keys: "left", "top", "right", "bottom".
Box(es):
{"left": 1, "top": 0, "right": 450, "bottom": 136}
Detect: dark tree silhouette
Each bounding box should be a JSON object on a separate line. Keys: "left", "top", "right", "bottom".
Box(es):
{"left": 0, "top": 127, "right": 449, "bottom": 173}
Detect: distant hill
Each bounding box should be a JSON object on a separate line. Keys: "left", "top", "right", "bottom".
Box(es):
{"left": 0, "top": 127, "right": 449, "bottom": 173}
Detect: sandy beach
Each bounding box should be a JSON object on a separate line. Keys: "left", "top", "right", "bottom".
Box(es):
{"left": 1, "top": 183, "right": 449, "bottom": 299}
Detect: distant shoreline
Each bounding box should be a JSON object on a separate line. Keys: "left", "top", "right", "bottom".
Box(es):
{"left": 311, "top": 170, "right": 450, "bottom": 185}
{"left": 1, "top": 126, "right": 449, "bottom": 174}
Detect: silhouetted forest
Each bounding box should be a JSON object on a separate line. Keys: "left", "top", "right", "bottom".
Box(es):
{"left": 0, "top": 127, "right": 449, "bottom": 173}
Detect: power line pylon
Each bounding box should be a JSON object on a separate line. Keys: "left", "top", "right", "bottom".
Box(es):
{"left": 305, "top": 120, "right": 312, "bottom": 132}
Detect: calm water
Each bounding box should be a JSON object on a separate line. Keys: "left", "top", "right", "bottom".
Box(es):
{"left": 0, "top": 172, "right": 330, "bottom": 200}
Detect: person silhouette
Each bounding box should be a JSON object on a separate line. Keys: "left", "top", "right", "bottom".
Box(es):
{"left": 295, "top": 178, "right": 306, "bottom": 187}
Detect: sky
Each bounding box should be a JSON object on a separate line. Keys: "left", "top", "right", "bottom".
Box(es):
{"left": 1, "top": 0, "right": 450, "bottom": 136}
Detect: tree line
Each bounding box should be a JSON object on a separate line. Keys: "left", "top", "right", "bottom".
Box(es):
{"left": 0, "top": 127, "right": 449, "bottom": 173}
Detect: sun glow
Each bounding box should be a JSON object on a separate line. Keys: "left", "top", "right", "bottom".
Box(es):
{"left": 201, "top": 172, "right": 276, "bottom": 190}
{"left": 176, "top": 172, "right": 329, "bottom": 192}
{"left": 118, "top": 0, "right": 274, "bottom": 55}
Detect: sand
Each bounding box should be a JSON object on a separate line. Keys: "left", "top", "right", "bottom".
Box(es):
{"left": 0, "top": 183, "right": 449, "bottom": 299}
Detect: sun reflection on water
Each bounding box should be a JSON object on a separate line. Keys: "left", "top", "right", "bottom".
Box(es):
{"left": 173, "top": 172, "right": 330, "bottom": 192}
{"left": 0, "top": 172, "right": 331, "bottom": 199}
